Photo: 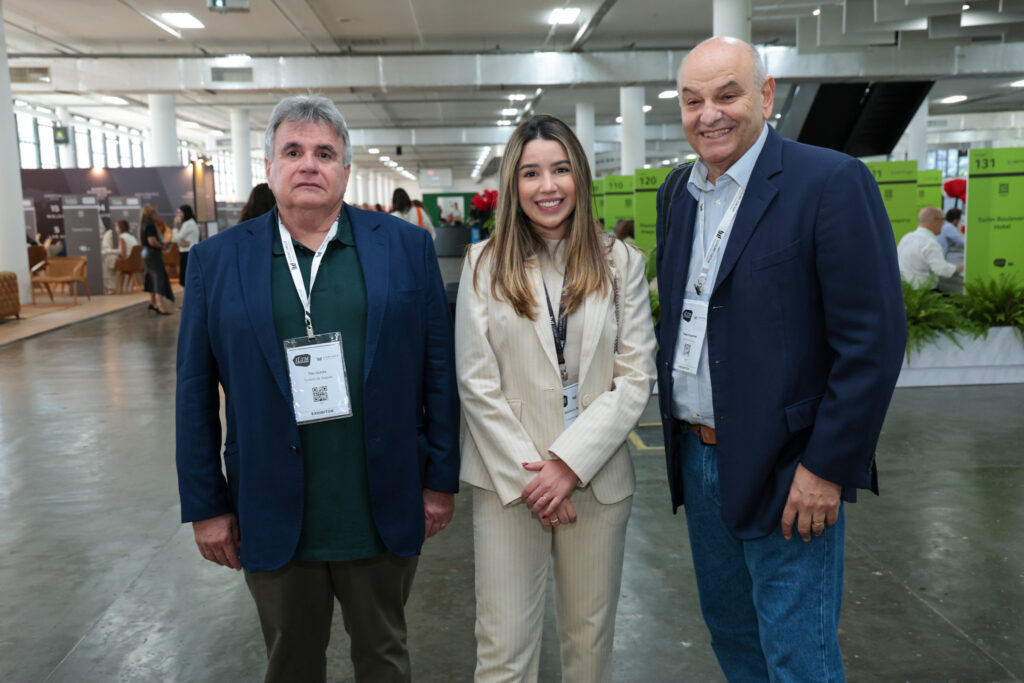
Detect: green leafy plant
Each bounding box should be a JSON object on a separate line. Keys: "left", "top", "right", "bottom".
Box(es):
{"left": 959, "top": 275, "right": 1024, "bottom": 339}
{"left": 901, "top": 280, "right": 968, "bottom": 360}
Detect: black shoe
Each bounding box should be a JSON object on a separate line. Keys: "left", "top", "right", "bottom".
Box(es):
{"left": 148, "top": 304, "right": 158, "bottom": 312}
{"left": 156, "top": 309, "right": 172, "bottom": 316}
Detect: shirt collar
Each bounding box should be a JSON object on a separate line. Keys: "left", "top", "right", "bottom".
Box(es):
{"left": 688, "top": 123, "right": 770, "bottom": 196}
{"left": 272, "top": 204, "right": 354, "bottom": 254}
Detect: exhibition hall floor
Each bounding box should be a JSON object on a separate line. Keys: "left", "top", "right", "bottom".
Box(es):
{"left": 0, "top": 307, "right": 1021, "bottom": 682}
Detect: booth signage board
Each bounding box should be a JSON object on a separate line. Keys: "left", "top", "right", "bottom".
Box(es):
{"left": 592, "top": 178, "right": 605, "bottom": 225}
{"left": 216, "top": 202, "right": 243, "bottom": 233}
{"left": 966, "top": 148, "right": 1024, "bottom": 283}
{"left": 108, "top": 196, "right": 142, "bottom": 231}
{"left": 865, "top": 161, "right": 918, "bottom": 242}
{"left": 603, "top": 175, "right": 634, "bottom": 228}
{"left": 23, "top": 198, "right": 37, "bottom": 240}
{"left": 917, "top": 170, "right": 943, "bottom": 212}
{"left": 61, "top": 194, "right": 105, "bottom": 296}
{"left": 634, "top": 167, "right": 671, "bottom": 252}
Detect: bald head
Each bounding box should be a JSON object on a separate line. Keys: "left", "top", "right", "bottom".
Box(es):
{"left": 676, "top": 36, "right": 775, "bottom": 182}
{"left": 683, "top": 36, "right": 767, "bottom": 89}
{"left": 918, "top": 206, "right": 945, "bottom": 234}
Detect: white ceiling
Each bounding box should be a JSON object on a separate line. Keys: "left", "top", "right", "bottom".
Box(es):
{"left": 4, "top": 0, "right": 1024, "bottom": 180}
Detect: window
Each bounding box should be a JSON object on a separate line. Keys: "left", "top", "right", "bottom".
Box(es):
{"left": 105, "top": 132, "right": 120, "bottom": 168}
{"left": 16, "top": 112, "right": 38, "bottom": 169}
{"left": 37, "top": 120, "right": 57, "bottom": 168}
{"left": 75, "top": 128, "right": 91, "bottom": 168}
{"left": 91, "top": 128, "right": 107, "bottom": 167}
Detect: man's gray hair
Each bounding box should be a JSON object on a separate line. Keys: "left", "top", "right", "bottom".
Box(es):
{"left": 264, "top": 94, "right": 353, "bottom": 166}
{"left": 748, "top": 43, "right": 767, "bottom": 89}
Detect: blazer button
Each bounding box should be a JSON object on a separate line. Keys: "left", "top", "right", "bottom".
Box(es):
{"left": 289, "top": 445, "right": 299, "bottom": 454}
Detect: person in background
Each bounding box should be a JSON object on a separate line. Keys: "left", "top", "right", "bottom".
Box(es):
{"left": 898, "top": 206, "right": 963, "bottom": 287}
{"left": 239, "top": 183, "right": 276, "bottom": 224}
{"left": 391, "top": 188, "right": 435, "bottom": 238}
{"left": 173, "top": 204, "right": 200, "bottom": 286}
{"left": 937, "top": 207, "right": 966, "bottom": 258}
{"left": 456, "top": 113, "right": 656, "bottom": 683}
{"left": 612, "top": 218, "right": 636, "bottom": 249}
{"left": 117, "top": 219, "right": 138, "bottom": 259}
{"left": 100, "top": 221, "right": 120, "bottom": 294}
{"left": 139, "top": 204, "right": 174, "bottom": 315}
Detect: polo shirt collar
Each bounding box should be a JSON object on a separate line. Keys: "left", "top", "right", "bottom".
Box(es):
{"left": 272, "top": 204, "right": 354, "bottom": 254}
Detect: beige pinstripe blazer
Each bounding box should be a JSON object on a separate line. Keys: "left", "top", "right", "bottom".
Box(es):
{"left": 455, "top": 236, "right": 657, "bottom": 506}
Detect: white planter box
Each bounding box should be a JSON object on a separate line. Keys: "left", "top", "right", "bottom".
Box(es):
{"left": 897, "top": 326, "right": 1024, "bottom": 387}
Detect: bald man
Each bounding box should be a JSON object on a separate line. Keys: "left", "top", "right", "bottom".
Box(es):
{"left": 898, "top": 206, "right": 964, "bottom": 287}
{"left": 655, "top": 36, "right": 906, "bottom": 680}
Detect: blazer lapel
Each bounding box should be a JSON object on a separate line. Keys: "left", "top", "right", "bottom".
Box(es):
{"left": 661, "top": 189, "right": 698, "bottom": 361}
{"left": 237, "top": 212, "right": 291, "bottom": 403}
{"left": 528, "top": 260, "right": 562, "bottom": 379}
{"left": 351, "top": 207, "right": 389, "bottom": 383}
{"left": 713, "top": 128, "right": 782, "bottom": 292}
{"left": 578, "top": 283, "right": 612, "bottom": 384}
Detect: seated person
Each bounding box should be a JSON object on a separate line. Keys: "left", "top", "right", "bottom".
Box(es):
{"left": 936, "top": 208, "right": 966, "bottom": 257}
{"left": 897, "top": 206, "right": 963, "bottom": 288}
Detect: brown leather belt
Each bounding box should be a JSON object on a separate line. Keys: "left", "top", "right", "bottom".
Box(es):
{"left": 679, "top": 420, "right": 717, "bottom": 445}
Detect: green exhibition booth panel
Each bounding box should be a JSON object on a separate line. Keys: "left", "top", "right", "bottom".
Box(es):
{"left": 917, "top": 170, "right": 943, "bottom": 212}
{"left": 865, "top": 160, "right": 918, "bottom": 243}
{"left": 592, "top": 178, "right": 605, "bottom": 225}
{"left": 603, "top": 175, "right": 634, "bottom": 229}
{"left": 966, "top": 148, "right": 1024, "bottom": 284}
{"left": 634, "top": 167, "right": 671, "bottom": 252}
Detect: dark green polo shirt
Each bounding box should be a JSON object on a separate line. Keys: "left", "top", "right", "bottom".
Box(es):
{"left": 271, "top": 206, "right": 385, "bottom": 562}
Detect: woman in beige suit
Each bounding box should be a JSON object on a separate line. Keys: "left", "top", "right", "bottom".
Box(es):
{"left": 455, "top": 114, "right": 656, "bottom": 682}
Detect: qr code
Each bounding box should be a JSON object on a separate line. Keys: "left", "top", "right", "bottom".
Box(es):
{"left": 312, "top": 386, "right": 328, "bottom": 402}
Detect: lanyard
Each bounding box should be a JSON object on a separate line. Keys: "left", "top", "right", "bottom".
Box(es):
{"left": 278, "top": 217, "right": 339, "bottom": 338}
{"left": 693, "top": 185, "right": 745, "bottom": 296}
{"left": 543, "top": 274, "right": 569, "bottom": 382}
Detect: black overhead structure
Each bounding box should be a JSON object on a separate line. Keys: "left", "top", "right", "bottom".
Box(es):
{"left": 793, "top": 81, "right": 935, "bottom": 157}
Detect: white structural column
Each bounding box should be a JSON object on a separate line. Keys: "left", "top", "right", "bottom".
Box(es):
{"left": 348, "top": 163, "right": 361, "bottom": 205}
{"left": 55, "top": 106, "right": 77, "bottom": 169}
{"left": 0, "top": 2, "right": 31, "bottom": 302}
{"left": 148, "top": 94, "right": 178, "bottom": 167}
{"left": 376, "top": 173, "right": 386, "bottom": 208}
{"left": 575, "top": 102, "right": 596, "bottom": 176}
{"left": 619, "top": 87, "right": 646, "bottom": 175}
{"left": 713, "top": 0, "right": 751, "bottom": 41}
{"left": 231, "top": 109, "right": 253, "bottom": 201}
{"left": 906, "top": 100, "right": 928, "bottom": 169}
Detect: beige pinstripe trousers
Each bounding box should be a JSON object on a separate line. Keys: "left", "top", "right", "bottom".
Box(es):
{"left": 472, "top": 485, "right": 632, "bottom": 683}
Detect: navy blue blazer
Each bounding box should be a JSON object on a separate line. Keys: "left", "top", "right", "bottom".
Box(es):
{"left": 655, "top": 127, "right": 906, "bottom": 539}
{"left": 175, "top": 205, "right": 460, "bottom": 572}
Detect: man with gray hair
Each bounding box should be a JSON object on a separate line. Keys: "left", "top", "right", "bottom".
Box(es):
{"left": 175, "top": 94, "right": 459, "bottom": 682}
{"left": 656, "top": 37, "right": 905, "bottom": 680}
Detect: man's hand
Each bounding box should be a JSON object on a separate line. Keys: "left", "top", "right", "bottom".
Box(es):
{"left": 781, "top": 464, "right": 841, "bottom": 542}
{"left": 522, "top": 459, "right": 580, "bottom": 519}
{"left": 424, "top": 488, "right": 455, "bottom": 539}
{"left": 192, "top": 513, "right": 242, "bottom": 570}
{"left": 541, "top": 498, "right": 577, "bottom": 528}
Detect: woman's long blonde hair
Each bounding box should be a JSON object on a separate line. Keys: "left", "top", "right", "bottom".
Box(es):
{"left": 473, "top": 114, "right": 609, "bottom": 319}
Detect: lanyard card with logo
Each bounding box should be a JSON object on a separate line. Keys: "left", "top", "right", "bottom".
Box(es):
{"left": 279, "top": 219, "right": 353, "bottom": 425}
{"left": 543, "top": 274, "right": 579, "bottom": 429}
{"left": 673, "top": 185, "right": 744, "bottom": 375}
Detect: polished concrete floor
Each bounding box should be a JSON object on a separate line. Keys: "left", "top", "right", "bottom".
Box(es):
{"left": 1, "top": 305, "right": 1022, "bottom": 682}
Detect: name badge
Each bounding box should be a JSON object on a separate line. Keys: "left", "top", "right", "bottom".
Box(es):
{"left": 672, "top": 299, "right": 709, "bottom": 375}
{"left": 283, "top": 332, "right": 353, "bottom": 425}
{"left": 562, "top": 382, "right": 579, "bottom": 430}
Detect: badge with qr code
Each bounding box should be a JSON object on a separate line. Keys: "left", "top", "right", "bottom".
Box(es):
{"left": 283, "top": 332, "right": 353, "bottom": 424}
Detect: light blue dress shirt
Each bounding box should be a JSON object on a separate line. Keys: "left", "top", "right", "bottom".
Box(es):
{"left": 671, "top": 124, "right": 770, "bottom": 428}
{"left": 936, "top": 221, "right": 965, "bottom": 257}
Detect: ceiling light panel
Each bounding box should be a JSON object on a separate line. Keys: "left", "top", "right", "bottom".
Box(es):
{"left": 160, "top": 13, "right": 206, "bottom": 29}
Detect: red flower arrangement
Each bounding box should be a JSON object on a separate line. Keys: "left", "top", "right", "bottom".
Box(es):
{"left": 470, "top": 189, "right": 498, "bottom": 231}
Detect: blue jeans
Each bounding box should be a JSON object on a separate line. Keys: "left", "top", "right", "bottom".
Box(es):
{"left": 681, "top": 430, "right": 846, "bottom": 682}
